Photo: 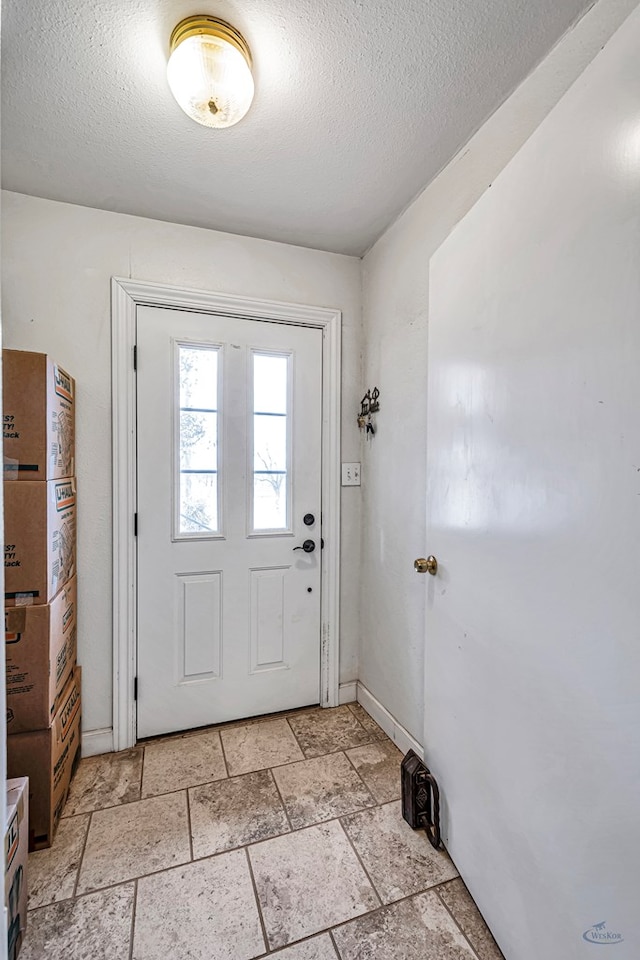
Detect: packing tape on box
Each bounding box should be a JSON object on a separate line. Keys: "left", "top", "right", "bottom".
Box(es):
{"left": 13, "top": 595, "right": 35, "bottom": 607}
{"left": 3, "top": 457, "right": 20, "bottom": 477}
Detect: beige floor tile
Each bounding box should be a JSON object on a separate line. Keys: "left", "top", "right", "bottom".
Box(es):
{"left": 132, "top": 849, "right": 265, "bottom": 960}
{"left": 249, "top": 820, "right": 379, "bottom": 950}
{"left": 341, "top": 801, "right": 458, "bottom": 904}
{"left": 288, "top": 706, "right": 374, "bottom": 757}
{"left": 20, "top": 884, "right": 134, "bottom": 960}
{"left": 272, "top": 752, "right": 375, "bottom": 829}
{"left": 142, "top": 730, "right": 227, "bottom": 797}
{"left": 221, "top": 717, "right": 305, "bottom": 775}
{"left": 77, "top": 792, "right": 191, "bottom": 893}
{"left": 189, "top": 769, "right": 290, "bottom": 858}
{"left": 269, "top": 934, "right": 338, "bottom": 959}
{"left": 332, "top": 890, "right": 479, "bottom": 960}
{"left": 346, "top": 740, "right": 403, "bottom": 803}
{"left": 438, "top": 878, "right": 505, "bottom": 960}
{"left": 28, "top": 814, "right": 90, "bottom": 909}
{"left": 346, "top": 703, "right": 387, "bottom": 740}
{"left": 63, "top": 747, "right": 143, "bottom": 816}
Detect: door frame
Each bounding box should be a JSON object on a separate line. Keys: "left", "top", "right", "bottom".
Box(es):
{"left": 111, "top": 277, "right": 342, "bottom": 751}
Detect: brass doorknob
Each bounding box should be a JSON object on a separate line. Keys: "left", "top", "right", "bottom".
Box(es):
{"left": 415, "top": 556, "right": 438, "bottom": 575}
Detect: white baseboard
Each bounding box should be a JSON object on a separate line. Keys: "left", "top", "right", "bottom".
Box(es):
{"left": 356, "top": 682, "right": 424, "bottom": 759}
{"left": 338, "top": 681, "right": 358, "bottom": 705}
{"left": 82, "top": 727, "right": 114, "bottom": 757}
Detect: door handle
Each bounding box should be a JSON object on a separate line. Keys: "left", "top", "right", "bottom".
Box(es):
{"left": 294, "top": 539, "right": 316, "bottom": 553}
{"left": 415, "top": 556, "right": 438, "bottom": 575}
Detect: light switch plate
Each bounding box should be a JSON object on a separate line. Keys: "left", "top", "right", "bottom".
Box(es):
{"left": 342, "top": 462, "right": 361, "bottom": 486}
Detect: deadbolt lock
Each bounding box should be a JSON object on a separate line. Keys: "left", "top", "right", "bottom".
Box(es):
{"left": 414, "top": 556, "right": 438, "bottom": 576}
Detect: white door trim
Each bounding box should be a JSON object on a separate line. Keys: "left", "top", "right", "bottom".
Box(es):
{"left": 111, "top": 277, "right": 342, "bottom": 752}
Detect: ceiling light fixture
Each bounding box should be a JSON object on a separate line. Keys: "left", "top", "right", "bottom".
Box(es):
{"left": 167, "top": 15, "right": 254, "bottom": 129}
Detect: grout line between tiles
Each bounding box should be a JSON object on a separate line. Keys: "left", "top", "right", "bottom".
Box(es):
{"left": 138, "top": 743, "right": 146, "bottom": 799}
{"left": 217, "top": 729, "right": 231, "bottom": 778}
{"left": 324, "top": 879, "right": 465, "bottom": 941}
{"left": 254, "top": 928, "right": 342, "bottom": 959}
{"left": 345, "top": 701, "right": 387, "bottom": 740}
{"left": 337, "top": 815, "right": 383, "bottom": 909}
{"left": 27, "top": 878, "right": 139, "bottom": 916}
{"left": 185, "top": 788, "right": 195, "bottom": 862}
{"left": 128, "top": 879, "right": 138, "bottom": 960}
{"left": 244, "top": 846, "right": 270, "bottom": 956}
{"left": 267, "top": 767, "right": 294, "bottom": 833}
{"left": 284, "top": 713, "right": 306, "bottom": 755}
{"left": 435, "top": 883, "right": 485, "bottom": 960}
{"left": 341, "top": 748, "right": 378, "bottom": 806}
{"left": 328, "top": 928, "right": 343, "bottom": 959}
{"left": 71, "top": 810, "right": 92, "bottom": 899}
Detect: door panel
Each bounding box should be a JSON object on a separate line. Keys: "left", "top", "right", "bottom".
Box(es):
{"left": 136, "top": 306, "right": 323, "bottom": 738}
{"left": 425, "top": 24, "right": 640, "bottom": 959}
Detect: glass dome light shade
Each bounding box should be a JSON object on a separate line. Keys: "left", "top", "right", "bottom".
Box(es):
{"left": 167, "top": 17, "right": 254, "bottom": 129}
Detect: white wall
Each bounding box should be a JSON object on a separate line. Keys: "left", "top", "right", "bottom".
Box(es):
{"left": 1, "top": 194, "right": 362, "bottom": 737}
{"left": 358, "top": 0, "right": 638, "bottom": 743}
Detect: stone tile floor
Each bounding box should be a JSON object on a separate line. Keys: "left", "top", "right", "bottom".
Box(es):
{"left": 23, "top": 703, "right": 505, "bottom": 960}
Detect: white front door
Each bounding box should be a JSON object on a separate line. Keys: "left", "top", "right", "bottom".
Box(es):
{"left": 136, "top": 305, "right": 323, "bottom": 738}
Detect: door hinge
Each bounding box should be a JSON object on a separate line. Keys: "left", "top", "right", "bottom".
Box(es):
{"left": 133, "top": 344, "right": 137, "bottom": 370}
{"left": 134, "top": 677, "right": 138, "bottom": 701}
{"left": 134, "top": 513, "right": 138, "bottom": 537}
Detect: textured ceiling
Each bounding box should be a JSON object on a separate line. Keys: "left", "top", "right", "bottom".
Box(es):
{"left": 2, "top": 0, "right": 592, "bottom": 255}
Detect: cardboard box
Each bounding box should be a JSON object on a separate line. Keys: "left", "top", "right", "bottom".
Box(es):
{"left": 7, "top": 667, "right": 81, "bottom": 850}
{"left": 3, "top": 350, "right": 75, "bottom": 481}
{"left": 6, "top": 576, "right": 77, "bottom": 734}
{"left": 6, "top": 777, "right": 28, "bottom": 960}
{"left": 4, "top": 478, "right": 77, "bottom": 606}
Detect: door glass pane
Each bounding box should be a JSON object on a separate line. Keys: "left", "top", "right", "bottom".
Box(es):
{"left": 180, "top": 473, "right": 218, "bottom": 534}
{"left": 254, "top": 354, "right": 287, "bottom": 413}
{"left": 177, "top": 344, "right": 219, "bottom": 536}
{"left": 180, "top": 346, "right": 218, "bottom": 409}
{"left": 252, "top": 353, "right": 289, "bottom": 532}
{"left": 254, "top": 414, "right": 287, "bottom": 471}
{"left": 180, "top": 411, "right": 217, "bottom": 471}
{"left": 254, "top": 475, "right": 288, "bottom": 530}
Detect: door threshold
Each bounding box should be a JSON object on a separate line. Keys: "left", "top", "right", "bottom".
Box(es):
{"left": 137, "top": 702, "right": 321, "bottom": 745}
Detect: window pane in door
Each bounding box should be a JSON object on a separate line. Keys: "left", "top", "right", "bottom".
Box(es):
{"left": 177, "top": 344, "right": 219, "bottom": 536}
{"left": 254, "top": 475, "right": 287, "bottom": 530}
{"left": 180, "top": 411, "right": 217, "bottom": 471}
{"left": 254, "top": 414, "right": 287, "bottom": 471}
{"left": 252, "top": 352, "right": 289, "bottom": 532}
{"left": 179, "top": 473, "right": 218, "bottom": 534}
{"left": 180, "top": 346, "right": 218, "bottom": 409}
{"left": 254, "top": 354, "right": 287, "bottom": 414}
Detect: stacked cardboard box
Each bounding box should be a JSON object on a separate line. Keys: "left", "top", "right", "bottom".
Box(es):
{"left": 3, "top": 350, "right": 81, "bottom": 854}
{"left": 6, "top": 778, "right": 28, "bottom": 960}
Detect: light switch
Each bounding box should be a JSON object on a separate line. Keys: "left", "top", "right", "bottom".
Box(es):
{"left": 342, "top": 462, "right": 361, "bottom": 486}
